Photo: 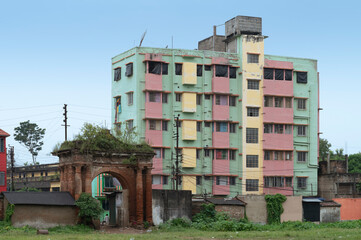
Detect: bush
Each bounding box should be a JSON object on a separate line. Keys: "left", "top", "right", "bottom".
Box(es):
{"left": 75, "top": 193, "right": 103, "bottom": 224}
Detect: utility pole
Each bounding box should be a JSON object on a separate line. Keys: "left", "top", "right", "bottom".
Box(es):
{"left": 175, "top": 115, "right": 180, "bottom": 191}
{"left": 62, "top": 104, "right": 69, "bottom": 141}
{"left": 9, "top": 146, "right": 15, "bottom": 191}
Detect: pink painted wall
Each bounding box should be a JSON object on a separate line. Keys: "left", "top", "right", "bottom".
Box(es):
{"left": 263, "top": 133, "right": 293, "bottom": 150}
{"left": 145, "top": 98, "right": 162, "bottom": 119}
{"left": 212, "top": 132, "right": 229, "bottom": 148}
{"left": 212, "top": 179, "right": 230, "bottom": 195}
{"left": 263, "top": 160, "right": 293, "bottom": 176}
{"left": 151, "top": 157, "right": 163, "bottom": 175}
{"left": 264, "top": 187, "right": 293, "bottom": 196}
{"left": 213, "top": 159, "right": 230, "bottom": 175}
{"left": 263, "top": 108, "right": 293, "bottom": 123}
{"left": 212, "top": 77, "right": 229, "bottom": 93}
{"left": 333, "top": 198, "right": 361, "bottom": 220}
{"left": 152, "top": 184, "right": 163, "bottom": 189}
{"left": 145, "top": 121, "right": 163, "bottom": 146}
{"left": 145, "top": 73, "right": 162, "bottom": 91}
{"left": 263, "top": 81, "right": 293, "bottom": 96}
{"left": 212, "top": 105, "right": 229, "bottom": 121}
{"left": 144, "top": 53, "right": 162, "bottom": 61}
{"left": 264, "top": 59, "right": 293, "bottom": 69}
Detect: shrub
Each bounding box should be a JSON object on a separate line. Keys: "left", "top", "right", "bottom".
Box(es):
{"left": 5, "top": 204, "right": 15, "bottom": 222}
{"left": 265, "top": 194, "right": 286, "bottom": 224}
{"left": 75, "top": 193, "right": 103, "bottom": 224}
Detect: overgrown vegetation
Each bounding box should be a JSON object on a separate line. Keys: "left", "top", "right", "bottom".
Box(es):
{"left": 53, "top": 123, "right": 153, "bottom": 154}
{"left": 5, "top": 204, "right": 15, "bottom": 222}
{"left": 265, "top": 194, "right": 287, "bottom": 224}
{"left": 75, "top": 193, "right": 103, "bottom": 225}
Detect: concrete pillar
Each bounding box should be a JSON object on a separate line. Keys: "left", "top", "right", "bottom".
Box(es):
{"left": 74, "top": 165, "right": 82, "bottom": 200}
{"left": 136, "top": 167, "right": 144, "bottom": 224}
{"left": 145, "top": 168, "right": 153, "bottom": 224}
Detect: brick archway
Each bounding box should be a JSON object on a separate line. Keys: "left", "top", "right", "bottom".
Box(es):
{"left": 54, "top": 150, "right": 153, "bottom": 224}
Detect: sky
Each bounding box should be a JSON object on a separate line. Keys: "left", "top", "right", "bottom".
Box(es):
{"left": 1, "top": 0, "right": 361, "bottom": 165}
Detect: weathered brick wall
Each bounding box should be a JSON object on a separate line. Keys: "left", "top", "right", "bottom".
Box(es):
{"left": 198, "top": 36, "right": 226, "bottom": 52}
{"left": 215, "top": 205, "right": 244, "bottom": 219}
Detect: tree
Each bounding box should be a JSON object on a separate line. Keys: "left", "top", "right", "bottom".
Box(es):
{"left": 348, "top": 153, "right": 361, "bottom": 173}
{"left": 319, "top": 138, "right": 332, "bottom": 161}
{"left": 14, "top": 121, "right": 46, "bottom": 165}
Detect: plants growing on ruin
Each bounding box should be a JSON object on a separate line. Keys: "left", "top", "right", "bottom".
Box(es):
{"left": 265, "top": 194, "right": 287, "bottom": 224}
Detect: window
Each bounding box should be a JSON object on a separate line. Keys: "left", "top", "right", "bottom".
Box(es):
{"left": 152, "top": 175, "right": 161, "bottom": 185}
{"left": 148, "top": 61, "right": 161, "bottom": 75}
{"left": 149, "top": 92, "right": 161, "bottom": 102}
{"left": 229, "top": 67, "right": 237, "bottom": 78}
{"left": 247, "top": 107, "right": 259, "bottom": 117}
{"left": 274, "top": 151, "right": 284, "bottom": 160}
{"left": 264, "top": 151, "right": 272, "bottom": 160}
{"left": 215, "top": 95, "right": 228, "bottom": 105}
{"left": 175, "top": 63, "right": 182, "bottom": 75}
{"left": 297, "top": 99, "right": 306, "bottom": 110}
{"left": 104, "top": 176, "right": 115, "bottom": 188}
{"left": 216, "top": 176, "right": 228, "bottom": 185}
{"left": 246, "top": 128, "right": 258, "bottom": 143}
{"left": 274, "top": 97, "right": 284, "bottom": 108}
{"left": 216, "top": 122, "right": 228, "bottom": 132}
{"left": 264, "top": 124, "right": 273, "bottom": 134}
{"left": 149, "top": 120, "right": 161, "bottom": 130}
{"left": 175, "top": 93, "right": 182, "bottom": 102}
{"left": 215, "top": 149, "right": 228, "bottom": 160}
{"left": 196, "top": 94, "right": 202, "bottom": 105}
{"left": 0, "top": 138, "right": 4, "bottom": 152}
{"left": 247, "top": 54, "right": 259, "bottom": 63}
{"left": 162, "top": 93, "right": 168, "bottom": 103}
{"left": 248, "top": 80, "right": 259, "bottom": 90}
{"left": 196, "top": 176, "right": 202, "bottom": 185}
{"left": 230, "top": 150, "right": 236, "bottom": 160}
{"left": 196, "top": 149, "right": 201, "bottom": 159}
{"left": 0, "top": 172, "right": 5, "bottom": 186}
{"left": 163, "top": 176, "right": 168, "bottom": 185}
{"left": 264, "top": 177, "right": 284, "bottom": 187}
{"left": 125, "top": 63, "right": 133, "bottom": 77}
{"left": 285, "top": 177, "right": 293, "bottom": 187}
{"left": 264, "top": 68, "right": 273, "bottom": 79}
{"left": 32, "top": 172, "right": 34, "bottom": 177}
{"left": 162, "top": 63, "right": 168, "bottom": 75}
{"left": 274, "top": 124, "right": 284, "bottom": 134}
{"left": 285, "top": 151, "right": 292, "bottom": 161}
{"left": 204, "top": 65, "right": 211, "bottom": 71}
{"left": 229, "top": 123, "right": 236, "bottom": 133}
{"left": 127, "top": 92, "right": 133, "bottom": 105}
{"left": 229, "top": 96, "right": 236, "bottom": 106}
{"left": 205, "top": 122, "right": 211, "bottom": 127}
{"left": 215, "top": 65, "right": 228, "bottom": 77}
{"left": 205, "top": 94, "right": 211, "bottom": 100}
{"left": 197, "top": 122, "right": 201, "bottom": 132}
{"left": 275, "top": 69, "right": 284, "bottom": 80}
{"left": 297, "top": 152, "right": 308, "bottom": 162}
{"left": 154, "top": 148, "right": 161, "bottom": 158}
{"left": 197, "top": 65, "right": 203, "bottom": 77}
{"left": 285, "top": 125, "right": 292, "bottom": 134}
{"left": 296, "top": 72, "right": 307, "bottom": 83}
{"left": 204, "top": 149, "right": 210, "bottom": 157}
{"left": 298, "top": 125, "right": 307, "bottom": 136}
{"left": 114, "top": 67, "right": 121, "bottom": 81}
{"left": 297, "top": 177, "right": 307, "bottom": 189}
{"left": 285, "top": 70, "right": 292, "bottom": 80}
{"left": 162, "top": 121, "right": 168, "bottom": 131}
{"left": 285, "top": 97, "right": 292, "bottom": 108}
{"left": 246, "top": 155, "right": 258, "bottom": 168}
{"left": 127, "top": 120, "right": 133, "bottom": 129}
{"left": 229, "top": 177, "right": 236, "bottom": 185}
{"left": 246, "top": 179, "right": 259, "bottom": 191}
{"left": 264, "top": 96, "right": 273, "bottom": 107}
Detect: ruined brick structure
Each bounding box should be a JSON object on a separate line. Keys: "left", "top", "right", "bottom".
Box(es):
{"left": 53, "top": 149, "right": 154, "bottom": 224}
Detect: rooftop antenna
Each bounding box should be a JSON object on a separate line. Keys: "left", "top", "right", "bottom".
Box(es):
{"left": 139, "top": 30, "right": 147, "bottom": 47}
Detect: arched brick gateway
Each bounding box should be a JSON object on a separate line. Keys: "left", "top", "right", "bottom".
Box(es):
{"left": 53, "top": 150, "right": 154, "bottom": 225}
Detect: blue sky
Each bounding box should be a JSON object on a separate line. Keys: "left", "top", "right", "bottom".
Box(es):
{"left": 1, "top": 0, "right": 360, "bottom": 165}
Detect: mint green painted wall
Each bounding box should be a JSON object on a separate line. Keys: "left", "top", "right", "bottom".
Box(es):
{"left": 265, "top": 55, "right": 318, "bottom": 196}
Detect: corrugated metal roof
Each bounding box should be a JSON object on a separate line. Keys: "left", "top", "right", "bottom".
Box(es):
{"left": 0, "top": 129, "right": 10, "bottom": 137}
{"left": 3, "top": 192, "right": 75, "bottom": 206}
{"left": 206, "top": 198, "right": 245, "bottom": 206}
{"left": 302, "top": 198, "right": 323, "bottom": 203}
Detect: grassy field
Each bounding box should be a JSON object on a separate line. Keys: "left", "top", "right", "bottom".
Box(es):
{"left": 0, "top": 227, "right": 361, "bottom": 240}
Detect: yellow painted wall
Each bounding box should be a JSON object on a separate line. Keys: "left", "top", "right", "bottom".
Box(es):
{"left": 182, "top": 92, "right": 197, "bottom": 112}
{"left": 182, "top": 62, "right": 197, "bottom": 85}
{"left": 182, "top": 120, "right": 197, "bottom": 140}
{"left": 183, "top": 176, "right": 196, "bottom": 194}
{"left": 241, "top": 35, "right": 265, "bottom": 195}
{"left": 182, "top": 148, "right": 196, "bottom": 168}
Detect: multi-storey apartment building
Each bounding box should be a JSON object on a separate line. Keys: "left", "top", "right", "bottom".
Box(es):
{"left": 111, "top": 16, "right": 319, "bottom": 197}
{"left": 0, "top": 129, "right": 10, "bottom": 193}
